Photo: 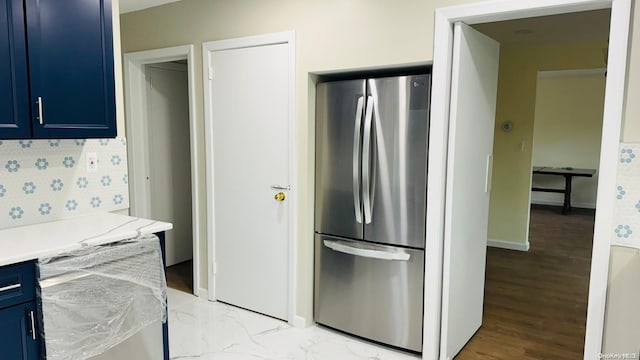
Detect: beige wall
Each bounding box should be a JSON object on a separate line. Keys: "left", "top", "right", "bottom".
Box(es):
{"left": 531, "top": 73, "right": 605, "bottom": 208}
{"left": 120, "top": 0, "right": 640, "bottom": 351}
{"left": 488, "top": 41, "right": 606, "bottom": 246}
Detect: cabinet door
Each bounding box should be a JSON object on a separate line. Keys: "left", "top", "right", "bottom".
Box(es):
{"left": 25, "top": 0, "right": 116, "bottom": 139}
{"left": 0, "top": 302, "right": 40, "bottom": 360}
{"left": 0, "top": 0, "right": 30, "bottom": 139}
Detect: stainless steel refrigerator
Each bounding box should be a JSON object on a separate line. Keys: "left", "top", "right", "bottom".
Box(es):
{"left": 314, "top": 74, "right": 430, "bottom": 352}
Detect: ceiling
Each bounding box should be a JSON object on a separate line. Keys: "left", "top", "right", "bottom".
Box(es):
{"left": 120, "top": 0, "right": 181, "bottom": 13}
{"left": 472, "top": 9, "right": 611, "bottom": 45}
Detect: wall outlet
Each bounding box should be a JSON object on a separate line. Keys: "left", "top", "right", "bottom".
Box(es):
{"left": 87, "top": 152, "right": 98, "bottom": 173}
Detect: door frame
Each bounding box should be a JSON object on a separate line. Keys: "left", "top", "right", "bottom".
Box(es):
{"left": 202, "top": 31, "right": 298, "bottom": 323}
{"left": 425, "top": 0, "right": 632, "bottom": 359}
{"left": 123, "top": 45, "right": 203, "bottom": 297}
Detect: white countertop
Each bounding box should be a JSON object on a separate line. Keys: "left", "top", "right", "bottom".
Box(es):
{"left": 0, "top": 213, "right": 172, "bottom": 267}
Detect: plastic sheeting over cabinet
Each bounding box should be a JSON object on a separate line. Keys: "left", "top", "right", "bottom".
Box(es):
{"left": 38, "top": 234, "right": 167, "bottom": 360}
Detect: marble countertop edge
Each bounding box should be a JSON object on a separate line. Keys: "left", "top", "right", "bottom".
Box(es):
{"left": 0, "top": 213, "right": 172, "bottom": 267}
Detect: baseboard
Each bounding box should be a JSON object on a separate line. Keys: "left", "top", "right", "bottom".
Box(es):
{"left": 292, "top": 315, "right": 307, "bottom": 328}
{"left": 195, "top": 287, "right": 208, "bottom": 299}
{"left": 488, "top": 238, "right": 530, "bottom": 251}
{"left": 530, "top": 199, "right": 596, "bottom": 209}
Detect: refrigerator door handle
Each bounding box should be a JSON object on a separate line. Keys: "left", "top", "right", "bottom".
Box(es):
{"left": 362, "top": 95, "right": 374, "bottom": 224}
{"left": 352, "top": 96, "right": 365, "bottom": 224}
{"left": 323, "top": 240, "right": 410, "bottom": 261}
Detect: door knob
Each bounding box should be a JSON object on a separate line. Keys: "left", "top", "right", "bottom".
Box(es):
{"left": 274, "top": 192, "right": 286, "bottom": 201}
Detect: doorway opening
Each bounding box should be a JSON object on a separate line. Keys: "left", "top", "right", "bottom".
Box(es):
{"left": 425, "top": 1, "right": 631, "bottom": 359}
{"left": 145, "top": 61, "right": 193, "bottom": 293}
{"left": 455, "top": 10, "right": 610, "bottom": 358}
{"left": 123, "top": 45, "right": 201, "bottom": 297}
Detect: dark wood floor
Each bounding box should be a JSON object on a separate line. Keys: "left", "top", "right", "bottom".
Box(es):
{"left": 457, "top": 205, "right": 594, "bottom": 359}
{"left": 166, "top": 259, "right": 193, "bottom": 294}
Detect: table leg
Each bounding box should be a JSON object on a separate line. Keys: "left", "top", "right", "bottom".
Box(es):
{"left": 562, "top": 175, "right": 572, "bottom": 215}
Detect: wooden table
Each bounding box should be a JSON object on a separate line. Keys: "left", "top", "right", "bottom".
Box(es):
{"left": 532, "top": 167, "right": 596, "bottom": 214}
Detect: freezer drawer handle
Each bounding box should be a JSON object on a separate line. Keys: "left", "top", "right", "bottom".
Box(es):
{"left": 323, "top": 240, "right": 410, "bottom": 261}
{"left": 352, "top": 96, "right": 365, "bottom": 224}
{"left": 0, "top": 283, "right": 21, "bottom": 293}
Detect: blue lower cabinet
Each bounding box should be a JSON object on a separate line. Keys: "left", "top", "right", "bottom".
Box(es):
{"left": 0, "top": 301, "right": 40, "bottom": 360}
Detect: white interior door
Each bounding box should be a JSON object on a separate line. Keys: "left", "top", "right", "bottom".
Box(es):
{"left": 440, "top": 23, "right": 500, "bottom": 359}
{"left": 146, "top": 63, "right": 193, "bottom": 267}
{"left": 208, "top": 43, "right": 289, "bottom": 320}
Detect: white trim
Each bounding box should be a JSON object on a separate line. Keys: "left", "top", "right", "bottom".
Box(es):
{"left": 123, "top": 45, "right": 202, "bottom": 298}
{"left": 530, "top": 199, "right": 597, "bottom": 209}
{"left": 487, "top": 239, "right": 530, "bottom": 251}
{"left": 292, "top": 315, "right": 307, "bottom": 328}
{"left": 427, "top": 0, "right": 631, "bottom": 359}
{"left": 585, "top": 0, "right": 631, "bottom": 356}
{"left": 202, "top": 31, "right": 298, "bottom": 324}
{"left": 538, "top": 68, "right": 607, "bottom": 78}
{"left": 196, "top": 287, "right": 209, "bottom": 299}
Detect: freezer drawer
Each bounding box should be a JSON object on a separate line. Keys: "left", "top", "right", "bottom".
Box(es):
{"left": 314, "top": 234, "right": 424, "bottom": 352}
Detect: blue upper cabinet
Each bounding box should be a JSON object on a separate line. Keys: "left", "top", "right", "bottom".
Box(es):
{"left": 25, "top": 0, "right": 116, "bottom": 139}
{"left": 0, "top": 0, "right": 116, "bottom": 139}
{"left": 0, "top": 0, "right": 31, "bottom": 139}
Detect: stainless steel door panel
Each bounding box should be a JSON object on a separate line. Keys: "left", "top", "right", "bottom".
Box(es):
{"left": 364, "top": 75, "right": 430, "bottom": 249}
{"left": 314, "top": 235, "right": 424, "bottom": 352}
{"left": 315, "top": 80, "right": 366, "bottom": 239}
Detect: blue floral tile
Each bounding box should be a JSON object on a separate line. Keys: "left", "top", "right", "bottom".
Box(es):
{"left": 62, "top": 156, "right": 75, "bottom": 168}
{"left": 101, "top": 176, "right": 111, "bottom": 187}
{"left": 620, "top": 148, "right": 636, "bottom": 164}
{"left": 19, "top": 140, "right": 32, "bottom": 149}
{"left": 5, "top": 160, "right": 20, "bottom": 173}
{"left": 615, "top": 225, "right": 633, "bottom": 239}
{"left": 0, "top": 138, "right": 129, "bottom": 228}
{"left": 22, "top": 182, "right": 36, "bottom": 195}
{"left": 9, "top": 207, "right": 24, "bottom": 220}
{"left": 90, "top": 197, "right": 101, "bottom": 208}
{"left": 35, "top": 158, "right": 49, "bottom": 170}
{"left": 50, "top": 179, "right": 64, "bottom": 192}
{"left": 38, "top": 203, "right": 52, "bottom": 215}
{"left": 613, "top": 143, "right": 640, "bottom": 249}
{"left": 65, "top": 200, "right": 78, "bottom": 211}
{"left": 76, "top": 177, "right": 88, "bottom": 189}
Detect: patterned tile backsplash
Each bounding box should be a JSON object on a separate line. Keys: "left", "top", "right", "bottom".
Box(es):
{"left": 0, "top": 138, "right": 129, "bottom": 229}
{"left": 613, "top": 143, "right": 640, "bottom": 249}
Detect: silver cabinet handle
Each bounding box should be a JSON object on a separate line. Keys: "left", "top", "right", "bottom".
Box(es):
{"left": 323, "top": 239, "right": 410, "bottom": 261}
{"left": 36, "top": 97, "right": 44, "bottom": 125}
{"left": 28, "top": 310, "right": 36, "bottom": 340}
{"left": 270, "top": 184, "right": 290, "bottom": 190}
{"left": 0, "top": 283, "right": 20, "bottom": 293}
{"left": 352, "top": 96, "right": 365, "bottom": 224}
{"left": 362, "top": 96, "right": 374, "bottom": 224}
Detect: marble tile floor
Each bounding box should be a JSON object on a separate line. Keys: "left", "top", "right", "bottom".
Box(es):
{"left": 167, "top": 288, "right": 421, "bottom": 360}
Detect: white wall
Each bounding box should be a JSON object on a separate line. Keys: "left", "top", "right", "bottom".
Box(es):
{"left": 531, "top": 71, "right": 605, "bottom": 209}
